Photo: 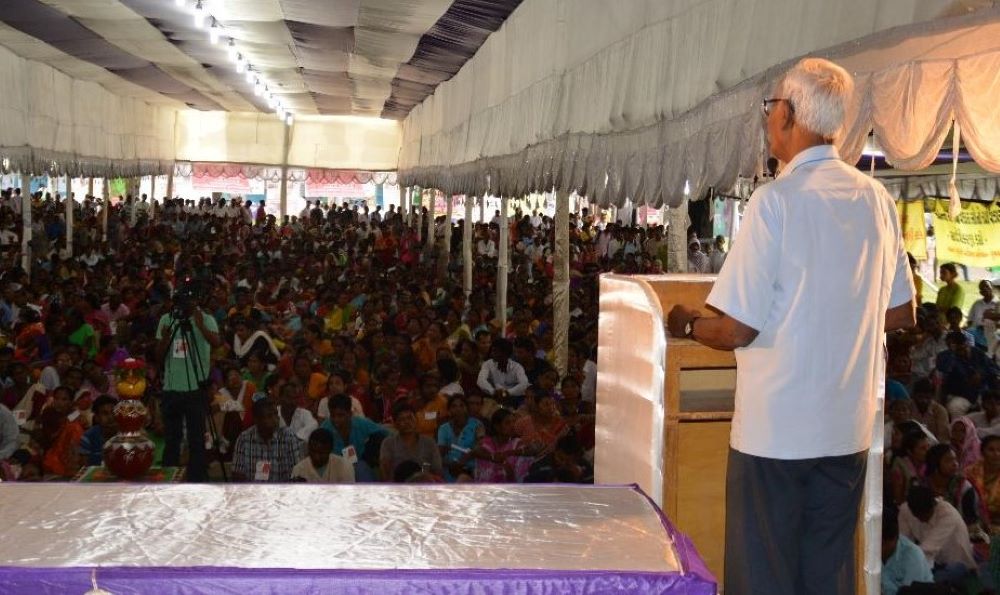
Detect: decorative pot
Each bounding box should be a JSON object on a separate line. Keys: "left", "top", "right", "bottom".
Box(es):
{"left": 103, "top": 431, "right": 155, "bottom": 480}
{"left": 116, "top": 377, "right": 147, "bottom": 399}
{"left": 104, "top": 358, "right": 155, "bottom": 480}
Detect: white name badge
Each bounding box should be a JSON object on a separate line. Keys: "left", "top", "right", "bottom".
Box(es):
{"left": 254, "top": 460, "right": 271, "bottom": 481}
{"left": 172, "top": 338, "right": 189, "bottom": 359}
{"left": 423, "top": 411, "right": 437, "bottom": 421}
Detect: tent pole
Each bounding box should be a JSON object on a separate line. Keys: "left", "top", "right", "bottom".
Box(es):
{"left": 480, "top": 194, "right": 486, "bottom": 223}
{"left": 427, "top": 188, "right": 437, "bottom": 254}
{"left": 101, "top": 178, "right": 109, "bottom": 243}
{"left": 666, "top": 197, "right": 689, "bottom": 273}
{"left": 65, "top": 174, "right": 73, "bottom": 258}
{"left": 87, "top": 177, "right": 94, "bottom": 198}
{"left": 21, "top": 173, "right": 31, "bottom": 275}
{"left": 147, "top": 175, "right": 155, "bottom": 223}
{"left": 402, "top": 186, "right": 410, "bottom": 224}
{"left": 463, "top": 195, "right": 474, "bottom": 298}
{"left": 166, "top": 165, "right": 175, "bottom": 201}
{"left": 553, "top": 188, "right": 570, "bottom": 376}
{"left": 129, "top": 179, "right": 138, "bottom": 227}
{"left": 416, "top": 188, "right": 424, "bottom": 242}
{"left": 497, "top": 195, "right": 509, "bottom": 331}
{"left": 442, "top": 193, "right": 454, "bottom": 275}
{"left": 279, "top": 121, "right": 291, "bottom": 222}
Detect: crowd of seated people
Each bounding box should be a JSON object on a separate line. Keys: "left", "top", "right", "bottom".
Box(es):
{"left": 1, "top": 189, "right": 690, "bottom": 485}
{"left": 883, "top": 272, "right": 1000, "bottom": 594}
{"left": 4, "top": 189, "right": 998, "bottom": 585}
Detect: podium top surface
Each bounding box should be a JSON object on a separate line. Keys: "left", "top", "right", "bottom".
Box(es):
{"left": 0, "top": 484, "right": 700, "bottom": 575}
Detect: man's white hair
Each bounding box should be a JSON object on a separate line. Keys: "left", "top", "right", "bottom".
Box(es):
{"left": 780, "top": 58, "right": 854, "bottom": 141}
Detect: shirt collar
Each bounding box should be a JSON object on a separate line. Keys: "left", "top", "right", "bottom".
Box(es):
{"left": 777, "top": 144, "right": 841, "bottom": 179}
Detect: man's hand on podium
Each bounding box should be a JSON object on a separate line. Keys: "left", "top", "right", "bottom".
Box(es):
{"left": 666, "top": 306, "right": 760, "bottom": 350}
{"left": 667, "top": 305, "right": 700, "bottom": 339}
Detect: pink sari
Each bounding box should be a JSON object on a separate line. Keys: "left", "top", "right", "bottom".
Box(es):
{"left": 475, "top": 436, "right": 532, "bottom": 483}
{"left": 953, "top": 416, "right": 982, "bottom": 470}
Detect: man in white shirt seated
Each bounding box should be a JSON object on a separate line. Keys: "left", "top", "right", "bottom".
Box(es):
{"left": 968, "top": 280, "right": 998, "bottom": 351}
{"left": 277, "top": 381, "right": 319, "bottom": 442}
{"left": 898, "top": 486, "right": 976, "bottom": 587}
{"left": 968, "top": 389, "right": 1000, "bottom": 439}
{"left": 477, "top": 338, "right": 529, "bottom": 408}
{"left": 291, "top": 428, "right": 355, "bottom": 483}
{"left": 476, "top": 233, "right": 497, "bottom": 259}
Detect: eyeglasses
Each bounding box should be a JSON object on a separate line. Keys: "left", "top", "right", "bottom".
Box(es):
{"left": 762, "top": 98, "right": 794, "bottom": 116}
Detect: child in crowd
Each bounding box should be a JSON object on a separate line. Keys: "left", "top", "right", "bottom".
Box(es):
{"left": 1, "top": 449, "right": 39, "bottom": 481}
{"left": 79, "top": 395, "right": 117, "bottom": 466}
{"left": 291, "top": 428, "right": 355, "bottom": 483}
{"left": 525, "top": 435, "right": 593, "bottom": 484}
{"left": 37, "top": 386, "right": 86, "bottom": 478}
{"left": 474, "top": 409, "right": 532, "bottom": 483}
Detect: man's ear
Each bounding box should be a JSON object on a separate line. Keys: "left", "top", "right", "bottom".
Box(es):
{"left": 783, "top": 106, "right": 795, "bottom": 130}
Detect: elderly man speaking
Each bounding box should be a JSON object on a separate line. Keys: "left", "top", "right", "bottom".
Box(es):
{"left": 668, "top": 58, "right": 916, "bottom": 595}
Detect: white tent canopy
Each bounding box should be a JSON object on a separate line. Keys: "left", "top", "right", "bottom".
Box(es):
{"left": 0, "top": 42, "right": 175, "bottom": 177}
{"left": 175, "top": 112, "right": 400, "bottom": 171}
{"left": 0, "top": 0, "right": 524, "bottom": 178}
{"left": 397, "top": 0, "right": 1000, "bottom": 205}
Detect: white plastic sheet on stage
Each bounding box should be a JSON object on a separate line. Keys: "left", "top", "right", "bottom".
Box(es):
{"left": 397, "top": 1, "right": 1000, "bottom": 206}
{"left": 0, "top": 42, "right": 176, "bottom": 177}
{"left": 0, "top": 484, "right": 679, "bottom": 572}
{"left": 175, "top": 111, "right": 401, "bottom": 171}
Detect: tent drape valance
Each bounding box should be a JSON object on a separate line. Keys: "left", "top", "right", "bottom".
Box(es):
{"left": 0, "top": 41, "right": 176, "bottom": 177}
{"left": 881, "top": 175, "right": 1000, "bottom": 203}
{"left": 397, "top": 1, "right": 1000, "bottom": 207}
{"left": 176, "top": 162, "right": 397, "bottom": 185}
{"left": 305, "top": 169, "right": 396, "bottom": 185}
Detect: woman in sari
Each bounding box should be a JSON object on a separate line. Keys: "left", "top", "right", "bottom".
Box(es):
{"left": 923, "top": 443, "right": 984, "bottom": 527}
{"left": 951, "top": 416, "right": 982, "bottom": 471}
{"left": 889, "top": 427, "right": 931, "bottom": 506}
{"left": 967, "top": 435, "right": 1000, "bottom": 533}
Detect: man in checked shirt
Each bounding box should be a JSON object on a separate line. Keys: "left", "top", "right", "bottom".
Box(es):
{"left": 233, "top": 399, "right": 302, "bottom": 482}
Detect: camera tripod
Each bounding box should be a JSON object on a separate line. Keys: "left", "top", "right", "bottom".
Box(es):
{"left": 164, "top": 312, "right": 228, "bottom": 482}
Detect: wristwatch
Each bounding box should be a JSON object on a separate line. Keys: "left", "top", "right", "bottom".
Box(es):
{"left": 684, "top": 316, "right": 700, "bottom": 339}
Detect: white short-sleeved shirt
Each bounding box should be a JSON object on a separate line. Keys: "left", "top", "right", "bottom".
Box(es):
{"left": 706, "top": 145, "right": 914, "bottom": 459}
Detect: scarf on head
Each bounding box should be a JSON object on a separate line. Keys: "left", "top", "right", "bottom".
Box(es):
{"left": 953, "top": 416, "right": 982, "bottom": 470}
{"left": 233, "top": 330, "right": 280, "bottom": 361}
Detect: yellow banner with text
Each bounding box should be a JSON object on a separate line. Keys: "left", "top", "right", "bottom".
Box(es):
{"left": 895, "top": 200, "right": 927, "bottom": 260}
{"left": 931, "top": 199, "right": 1000, "bottom": 268}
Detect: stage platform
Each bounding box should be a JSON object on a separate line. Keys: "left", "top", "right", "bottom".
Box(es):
{"left": 0, "top": 483, "right": 715, "bottom": 594}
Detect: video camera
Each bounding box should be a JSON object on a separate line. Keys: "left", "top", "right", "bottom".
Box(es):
{"left": 172, "top": 276, "right": 202, "bottom": 320}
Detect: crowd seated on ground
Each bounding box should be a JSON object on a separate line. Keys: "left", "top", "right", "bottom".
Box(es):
{"left": 883, "top": 271, "right": 1000, "bottom": 593}
{"left": 1, "top": 190, "right": 678, "bottom": 486}
{"left": 2, "top": 189, "right": 998, "bottom": 584}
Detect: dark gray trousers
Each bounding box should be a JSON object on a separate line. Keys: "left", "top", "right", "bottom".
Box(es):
{"left": 724, "top": 448, "right": 867, "bottom": 595}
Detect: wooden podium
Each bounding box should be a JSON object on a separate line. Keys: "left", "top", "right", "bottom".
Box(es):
{"left": 595, "top": 274, "right": 734, "bottom": 581}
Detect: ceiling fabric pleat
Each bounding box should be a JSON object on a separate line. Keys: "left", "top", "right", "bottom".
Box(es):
{"left": 397, "top": 1, "right": 1000, "bottom": 206}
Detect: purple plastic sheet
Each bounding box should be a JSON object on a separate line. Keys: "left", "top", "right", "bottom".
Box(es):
{"left": 1, "top": 568, "right": 716, "bottom": 595}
